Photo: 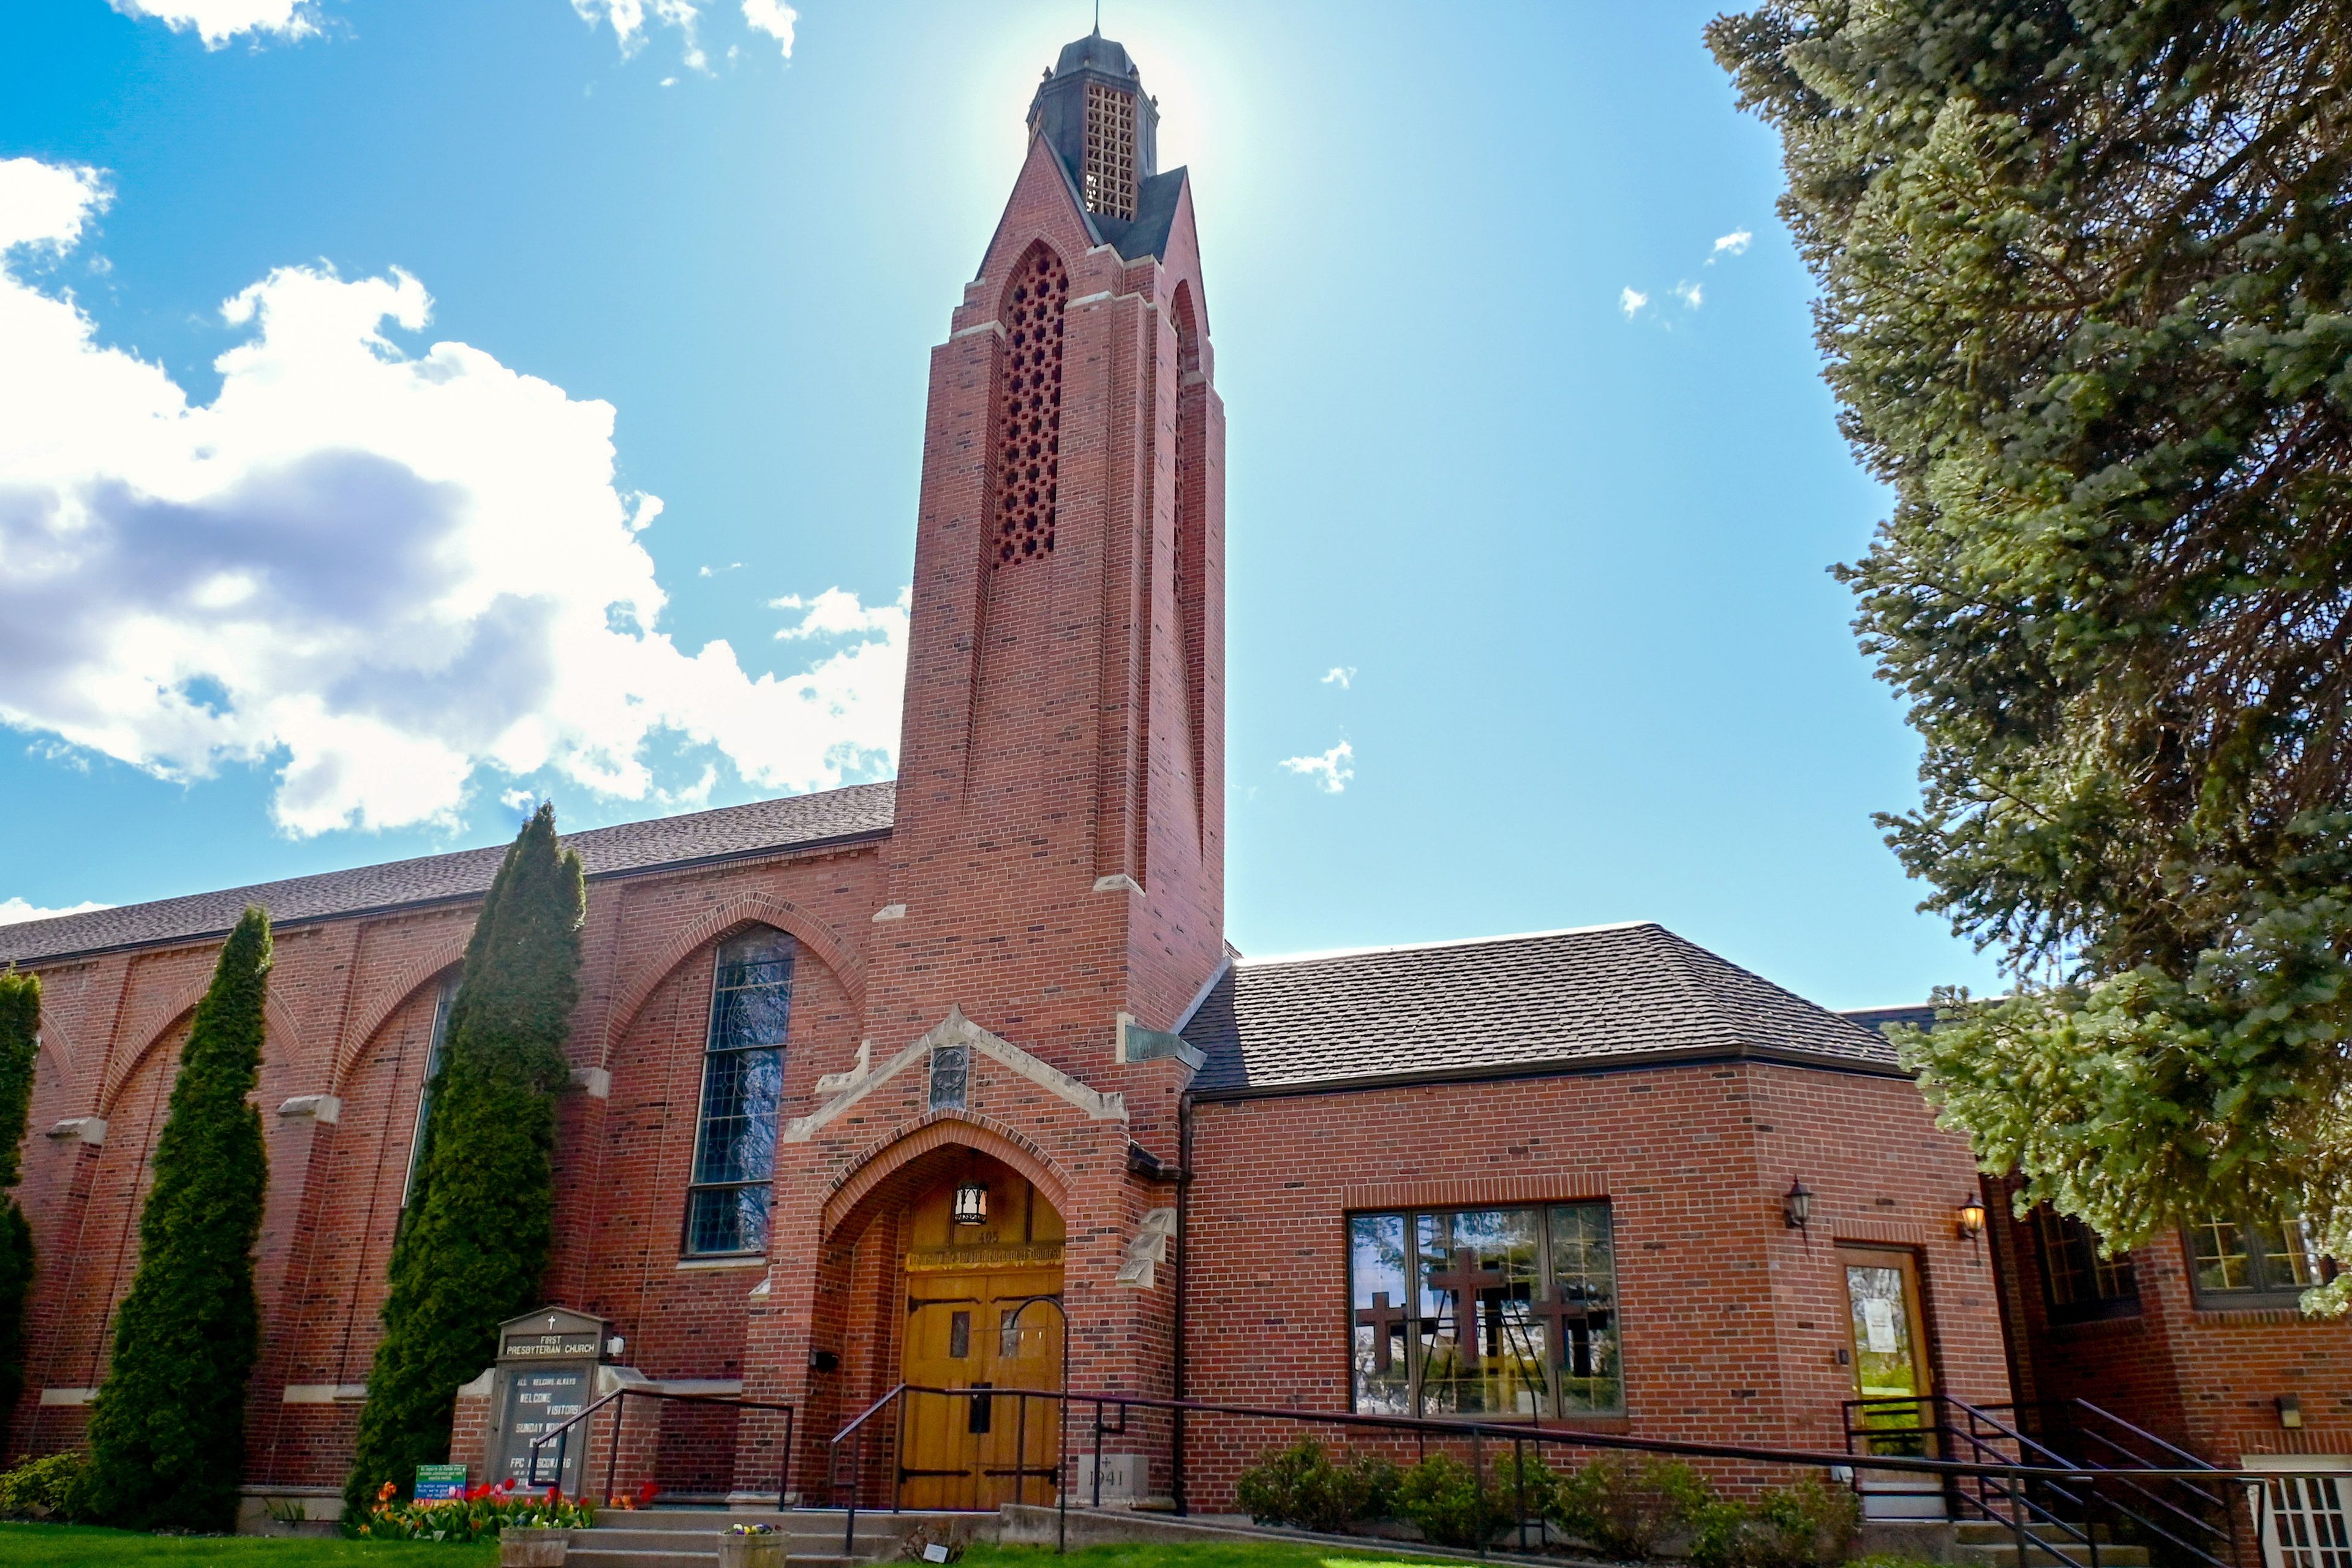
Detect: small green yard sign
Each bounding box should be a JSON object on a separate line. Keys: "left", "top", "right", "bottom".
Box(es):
{"left": 414, "top": 1463, "right": 466, "bottom": 1500}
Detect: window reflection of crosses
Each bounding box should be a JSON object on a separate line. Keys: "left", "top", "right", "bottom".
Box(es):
{"left": 1348, "top": 1204, "right": 1620, "bottom": 1419}
{"left": 994, "top": 246, "right": 1068, "bottom": 568}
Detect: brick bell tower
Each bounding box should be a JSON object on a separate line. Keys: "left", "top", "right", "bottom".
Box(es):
{"left": 736, "top": 33, "right": 1225, "bottom": 1484}
{"left": 866, "top": 25, "right": 1227, "bottom": 1128}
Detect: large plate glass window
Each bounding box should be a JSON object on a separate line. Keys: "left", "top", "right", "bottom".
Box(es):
{"left": 1348, "top": 1202, "right": 1619, "bottom": 1418}
{"left": 684, "top": 930, "right": 793, "bottom": 1256}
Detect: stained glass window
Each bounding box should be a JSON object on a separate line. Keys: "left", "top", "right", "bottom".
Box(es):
{"left": 399, "top": 980, "right": 456, "bottom": 1208}
{"left": 1348, "top": 1202, "right": 1619, "bottom": 1418}
{"left": 684, "top": 931, "right": 793, "bottom": 1256}
{"left": 2188, "top": 1212, "right": 2330, "bottom": 1306}
{"left": 929, "top": 1042, "right": 970, "bottom": 1110}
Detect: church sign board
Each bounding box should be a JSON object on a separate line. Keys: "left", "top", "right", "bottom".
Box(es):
{"left": 486, "top": 1307, "right": 609, "bottom": 1495}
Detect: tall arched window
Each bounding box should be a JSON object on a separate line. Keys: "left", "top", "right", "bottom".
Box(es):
{"left": 399, "top": 979, "right": 456, "bottom": 1208}
{"left": 995, "top": 244, "right": 1069, "bottom": 568}
{"left": 684, "top": 930, "right": 794, "bottom": 1256}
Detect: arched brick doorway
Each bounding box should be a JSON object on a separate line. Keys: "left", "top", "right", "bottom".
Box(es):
{"left": 823, "top": 1139, "right": 1066, "bottom": 1512}
{"left": 895, "top": 1153, "right": 1064, "bottom": 1510}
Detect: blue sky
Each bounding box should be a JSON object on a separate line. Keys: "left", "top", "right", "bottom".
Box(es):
{"left": 0, "top": 0, "right": 2005, "bottom": 1009}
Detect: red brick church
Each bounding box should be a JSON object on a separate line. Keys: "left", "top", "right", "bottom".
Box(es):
{"left": 3, "top": 28, "right": 2346, "bottom": 1526}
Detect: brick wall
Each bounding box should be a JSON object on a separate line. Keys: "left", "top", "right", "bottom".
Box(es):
{"left": 1992, "top": 1182, "right": 2352, "bottom": 1466}
{"left": 1179, "top": 1062, "right": 2011, "bottom": 1510}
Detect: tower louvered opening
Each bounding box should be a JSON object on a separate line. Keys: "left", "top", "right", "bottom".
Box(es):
{"left": 996, "top": 246, "right": 1069, "bottom": 568}
{"left": 1082, "top": 81, "right": 1137, "bottom": 221}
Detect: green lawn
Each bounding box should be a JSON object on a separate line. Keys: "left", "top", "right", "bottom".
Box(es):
{"left": 964, "top": 1546, "right": 1482, "bottom": 1568}
{"left": 0, "top": 1528, "right": 1482, "bottom": 1568}
{"left": 0, "top": 1525, "right": 496, "bottom": 1566}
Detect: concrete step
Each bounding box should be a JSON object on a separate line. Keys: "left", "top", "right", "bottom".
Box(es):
{"left": 568, "top": 1554, "right": 861, "bottom": 1568}
{"left": 1955, "top": 1521, "right": 2130, "bottom": 1547}
{"left": 1954, "top": 1544, "right": 2152, "bottom": 1568}
{"left": 569, "top": 1507, "right": 967, "bottom": 1564}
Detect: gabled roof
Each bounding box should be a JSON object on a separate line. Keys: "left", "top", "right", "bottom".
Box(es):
{"left": 1180, "top": 922, "right": 1903, "bottom": 1098}
{"left": 0, "top": 782, "right": 895, "bottom": 968}
{"left": 977, "top": 137, "right": 1191, "bottom": 276}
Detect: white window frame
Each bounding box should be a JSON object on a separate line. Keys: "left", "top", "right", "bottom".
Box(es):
{"left": 2245, "top": 1456, "right": 2352, "bottom": 1568}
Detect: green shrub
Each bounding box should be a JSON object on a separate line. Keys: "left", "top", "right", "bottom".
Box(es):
{"left": 80, "top": 907, "right": 273, "bottom": 1532}
{"left": 1491, "top": 1449, "right": 1562, "bottom": 1525}
{"left": 0, "top": 970, "right": 40, "bottom": 1428}
{"left": 0, "top": 1452, "right": 84, "bottom": 1520}
{"left": 1232, "top": 1439, "right": 1397, "bottom": 1533}
{"left": 1551, "top": 1454, "right": 1714, "bottom": 1560}
{"left": 346, "top": 804, "right": 586, "bottom": 1523}
{"left": 1690, "top": 1475, "right": 1861, "bottom": 1568}
{"left": 1396, "top": 1453, "right": 1504, "bottom": 1549}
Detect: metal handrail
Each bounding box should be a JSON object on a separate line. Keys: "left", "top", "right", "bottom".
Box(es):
{"left": 812, "top": 1381, "right": 2336, "bottom": 1561}
{"left": 525, "top": 1385, "right": 796, "bottom": 1508}
{"left": 1841, "top": 1393, "right": 2248, "bottom": 1568}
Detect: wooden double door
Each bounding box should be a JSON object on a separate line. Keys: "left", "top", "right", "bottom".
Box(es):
{"left": 899, "top": 1262, "right": 1063, "bottom": 1510}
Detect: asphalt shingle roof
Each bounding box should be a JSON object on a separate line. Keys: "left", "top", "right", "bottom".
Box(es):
{"left": 0, "top": 782, "right": 895, "bottom": 967}
{"left": 1842, "top": 1003, "right": 1941, "bottom": 1038}
{"left": 1181, "top": 921, "right": 1903, "bottom": 1096}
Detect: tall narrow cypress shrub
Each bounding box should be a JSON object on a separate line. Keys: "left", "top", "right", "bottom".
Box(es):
{"left": 0, "top": 969, "right": 42, "bottom": 1430}
{"left": 346, "top": 804, "right": 583, "bottom": 1518}
{"left": 80, "top": 908, "right": 272, "bottom": 1532}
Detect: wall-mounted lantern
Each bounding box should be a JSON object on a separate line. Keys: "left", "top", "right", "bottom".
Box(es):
{"left": 1958, "top": 1193, "right": 1988, "bottom": 1242}
{"left": 1784, "top": 1178, "right": 1813, "bottom": 1232}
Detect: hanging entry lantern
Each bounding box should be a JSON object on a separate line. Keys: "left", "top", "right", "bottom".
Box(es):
{"left": 952, "top": 1172, "right": 990, "bottom": 1227}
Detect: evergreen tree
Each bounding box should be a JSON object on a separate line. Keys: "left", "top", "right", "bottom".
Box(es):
{"left": 80, "top": 908, "right": 272, "bottom": 1531}
{"left": 1709, "top": 2, "right": 2352, "bottom": 1294}
{"left": 0, "top": 970, "right": 41, "bottom": 1429}
{"left": 345, "top": 804, "right": 584, "bottom": 1518}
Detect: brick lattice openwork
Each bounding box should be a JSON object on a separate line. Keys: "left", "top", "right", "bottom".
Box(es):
{"left": 1083, "top": 81, "right": 1137, "bottom": 220}
{"left": 995, "top": 246, "right": 1069, "bottom": 567}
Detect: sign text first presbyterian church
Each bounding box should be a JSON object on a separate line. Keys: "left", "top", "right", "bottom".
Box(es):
{"left": 8, "top": 29, "right": 2330, "bottom": 1521}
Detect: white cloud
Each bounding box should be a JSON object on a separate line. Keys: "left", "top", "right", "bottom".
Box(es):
{"left": 573, "top": 0, "right": 706, "bottom": 69}
{"left": 1711, "top": 228, "right": 1753, "bottom": 258}
{"left": 1278, "top": 741, "right": 1355, "bottom": 795}
{"left": 0, "top": 156, "right": 907, "bottom": 838}
{"left": 1618, "top": 287, "right": 1648, "bottom": 320}
{"left": 741, "top": 0, "right": 795, "bottom": 55}
{"left": 499, "top": 788, "right": 539, "bottom": 813}
{"left": 771, "top": 587, "right": 907, "bottom": 642}
{"left": 699, "top": 561, "right": 742, "bottom": 577}
{"left": 0, "top": 162, "right": 108, "bottom": 257}
{"left": 108, "top": 0, "right": 317, "bottom": 47}
{"left": 1320, "top": 666, "right": 1355, "bottom": 690}
{"left": 0, "top": 897, "right": 113, "bottom": 927}
{"left": 1673, "top": 280, "right": 1703, "bottom": 309}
